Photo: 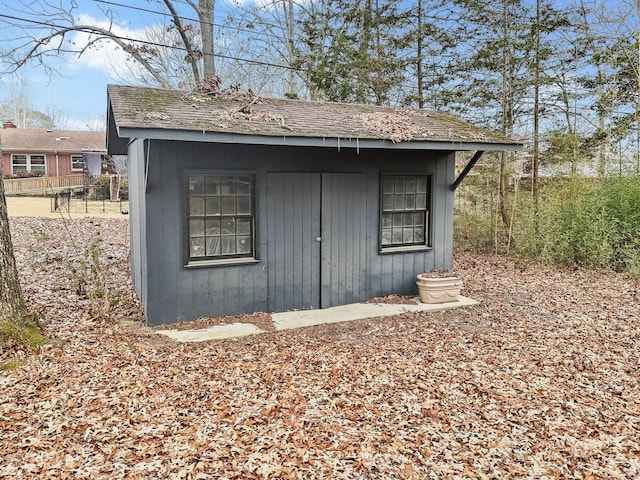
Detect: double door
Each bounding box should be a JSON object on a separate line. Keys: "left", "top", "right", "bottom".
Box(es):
{"left": 266, "top": 172, "right": 368, "bottom": 311}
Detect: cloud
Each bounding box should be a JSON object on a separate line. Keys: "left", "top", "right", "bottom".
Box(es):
{"left": 64, "top": 14, "right": 153, "bottom": 80}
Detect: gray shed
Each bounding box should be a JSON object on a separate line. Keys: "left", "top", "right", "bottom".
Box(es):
{"left": 106, "top": 84, "right": 521, "bottom": 326}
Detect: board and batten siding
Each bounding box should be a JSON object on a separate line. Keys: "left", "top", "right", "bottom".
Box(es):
{"left": 132, "top": 139, "right": 455, "bottom": 325}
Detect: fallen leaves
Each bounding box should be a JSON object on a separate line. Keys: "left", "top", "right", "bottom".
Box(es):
{"left": 1, "top": 217, "right": 639, "bottom": 478}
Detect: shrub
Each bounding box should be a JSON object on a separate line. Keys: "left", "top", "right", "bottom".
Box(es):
{"left": 515, "top": 176, "right": 640, "bottom": 273}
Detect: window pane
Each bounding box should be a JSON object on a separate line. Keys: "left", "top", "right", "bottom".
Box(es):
{"left": 414, "top": 212, "right": 424, "bottom": 225}
{"left": 220, "top": 178, "right": 235, "bottom": 195}
{"left": 381, "top": 213, "right": 392, "bottom": 228}
{"left": 190, "top": 237, "right": 205, "bottom": 257}
{"left": 416, "top": 194, "right": 427, "bottom": 209}
{"left": 404, "top": 213, "right": 414, "bottom": 226}
{"left": 403, "top": 227, "right": 414, "bottom": 243}
{"left": 406, "top": 178, "right": 416, "bottom": 193}
{"left": 392, "top": 213, "right": 403, "bottom": 227}
{"left": 30, "top": 155, "right": 45, "bottom": 165}
{"left": 189, "top": 176, "right": 205, "bottom": 195}
{"left": 381, "top": 228, "right": 392, "bottom": 245}
{"left": 205, "top": 197, "right": 221, "bottom": 216}
{"left": 382, "top": 194, "right": 394, "bottom": 211}
{"left": 236, "top": 177, "right": 251, "bottom": 195}
{"left": 392, "top": 228, "right": 403, "bottom": 243}
{"left": 383, "top": 178, "right": 395, "bottom": 194}
{"left": 190, "top": 197, "right": 205, "bottom": 216}
{"left": 237, "top": 218, "right": 251, "bottom": 235}
{"left": 405, "top": 194, "right": 415, "bottom": 210}
{"left": 394, "top": 194, "right": 405, "bottom": 210}
{"left": 189, "top": 219, "right": 204, "bottom": 237}
{"left": 394, "top": 177, "right": 405, "bottom": 193}
{"left": 206, "top": 237, "right": 221, "bottom": 256}
{"left": 205, "top": 218, "right": 220, "bottom": 235}
{"left": 220, "top": 236, "right": 236, "bottom": 255}
{"left": 415, "top": 227, "right": 425, "bottom": 242}
{"left": 237, "top": 236, "right": 251, "bottom": 254}
{"left": 205, "top": 176, "right": 220, "bottom": 195}
{"left": 220, "top": 218, "right": 235, "bottom": 235}
{"left": 416, "top": 177, "right": 427, "bottom": 193}
{"left": 221, "top": 196, "right": 236, "bottom": 215}
{"left": 237, "top": 196, "right": 251, "bottom": 215}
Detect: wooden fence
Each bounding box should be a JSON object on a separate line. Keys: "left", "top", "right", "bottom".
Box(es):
{"left": 3, "top": 174, "right": 90, "bottom": 196}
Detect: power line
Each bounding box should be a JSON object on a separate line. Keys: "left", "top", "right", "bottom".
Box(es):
{"left": 0, "top": 12, "right": 300, "bottom": 71}
{"left": 93, "top": 0, "right": 285, "bottom": 42}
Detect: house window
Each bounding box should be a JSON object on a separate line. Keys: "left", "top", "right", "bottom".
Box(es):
{"left": 11, "top": 154, "right": 46, "bottom": 174}
{"left": 380, "top": 175, "right": 430, "bottom": 249}
{"left": 71, "top": 155, "right": 85, "bottom": 171}
{"left": 186, "top": 173, "right": 256, "bottom": 264}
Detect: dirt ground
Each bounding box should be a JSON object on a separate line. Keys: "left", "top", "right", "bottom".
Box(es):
{"left": 5, "top": 195, "right": 129, "bottom": 219}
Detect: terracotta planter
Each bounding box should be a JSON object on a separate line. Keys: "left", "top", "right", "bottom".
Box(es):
{"left": 416, "top": 274, "right": 463, "bottom": 304}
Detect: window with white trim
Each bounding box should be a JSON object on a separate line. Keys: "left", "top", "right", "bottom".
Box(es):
{"left": 380, "top": 174, "right": 430, "bottom": 249}
{"left": 185, "top": 172, "right": 256, "bottom": 264}
{"left": 71, "top": 155, "right": 85, "bottom": 171}
{"left": 11, "top": 154, "right": 46, "bottom": 174}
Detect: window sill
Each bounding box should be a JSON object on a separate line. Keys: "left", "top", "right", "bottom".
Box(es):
{"left": 184, "top": 257, "right": 260, "bottom": 269}
{"left": 380, "top": 245, "right": 432, "bottom": 254}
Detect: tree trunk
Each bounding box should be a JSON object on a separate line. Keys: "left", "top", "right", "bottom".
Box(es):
{"left": 198, "top": 0, "right": 216, "bottom": 78}
{"left": 0, "top": 174, "right": 27, "bottom": 326}
{"left": 532, "top": 0, "right": 540, "bottom": 206}
{"left": 417, "top": 0, "right": 424, "bottom": 109}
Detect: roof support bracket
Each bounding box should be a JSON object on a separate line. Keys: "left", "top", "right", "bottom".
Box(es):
{"left": 451, "top": 150, "right": 484, "bottom": 191}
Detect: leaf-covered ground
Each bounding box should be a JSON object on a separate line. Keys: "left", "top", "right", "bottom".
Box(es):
{"left": 2, "top": 217, "right": 639, "bottom": 479}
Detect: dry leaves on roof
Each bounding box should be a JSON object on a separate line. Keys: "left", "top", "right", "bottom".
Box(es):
{"left": 2, "top": 216, "right": 640, "bottom": 478}
{"left": 353, "top": 111, "right": 429, "bottom": 142}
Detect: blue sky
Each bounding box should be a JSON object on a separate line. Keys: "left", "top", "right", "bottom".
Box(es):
{"left": 0, "top": 0, "right": 252, "bottom": 130}
{"left": 0, "top": 0, "right": 634, "bottom": 132}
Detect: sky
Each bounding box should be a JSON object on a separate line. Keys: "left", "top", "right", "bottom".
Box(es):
{"left": 0, "top": 0, "right": 260, "bottom": 131}
{"left": 0, "top": 0, "right": 632, "bottom": 132}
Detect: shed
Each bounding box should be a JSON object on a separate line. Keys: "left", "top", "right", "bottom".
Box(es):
{"left": 106, "top": 84, "right": 521, "bottom": 326}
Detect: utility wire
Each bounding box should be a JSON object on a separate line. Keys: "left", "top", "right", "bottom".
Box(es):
{"left": 0, "top": 12, "right": 300, "bottom": 71}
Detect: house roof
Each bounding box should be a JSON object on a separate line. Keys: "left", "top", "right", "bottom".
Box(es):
{"left": 107, "top": 84, "right": 523, "bottom": 155}
{"left": 0, "top": 128, "right": 105, "bottom": 154}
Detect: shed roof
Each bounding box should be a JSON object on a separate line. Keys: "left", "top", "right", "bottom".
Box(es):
{"left": 0, "top": 128, "right": 105, "bottom": 154}
{"left": 107, "top": 84, "right": 523, "bottom": 154}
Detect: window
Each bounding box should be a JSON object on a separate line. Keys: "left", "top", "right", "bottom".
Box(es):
{"left": 380, "top": 175, "right": 430, "bottom": 249}
{"left": 71, "top": 155, "right": 85, "bottom": 171}
{"left": 186, "top": 172, "right": 256, "bottom": 264}
{"left": 11, "top": 154, "right": 46, "bottom": 174}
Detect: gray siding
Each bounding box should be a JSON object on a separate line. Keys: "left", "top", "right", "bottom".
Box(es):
{"left": 130, "top": 140, "right": 456, "bottom": 325}
{"left": 128, "top": 139, "right": 147, "bottom": 311}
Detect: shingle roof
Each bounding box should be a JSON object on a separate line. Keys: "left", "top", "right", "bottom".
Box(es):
{"left": 107, "top": 84, "right": 521, "bottom": 150}
{"left": 0, "top": 128, "right": 105, "bottom": 153}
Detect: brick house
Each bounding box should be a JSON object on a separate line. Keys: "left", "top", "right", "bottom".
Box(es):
{"left": 0, "top": 121, "right": 106, "bottom": 178}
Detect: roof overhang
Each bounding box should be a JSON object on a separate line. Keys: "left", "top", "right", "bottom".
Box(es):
{"left": 107, "top": 125, "right": 523, "bottom": 156}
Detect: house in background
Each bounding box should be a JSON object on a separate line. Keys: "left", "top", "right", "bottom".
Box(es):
{"left": 0, "top": 121, "right": 107, "bottom": 178}
{"left": 106, "top": 84, "right": 521, "bottom": 326}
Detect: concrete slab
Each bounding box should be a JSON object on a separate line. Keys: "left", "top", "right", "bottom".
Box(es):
{"left": 159, "top": 322, "right": 266, "bottom": 342}
{"left": 272, "top": 296, "right": 478, "bottom": 331}
{"left": 156, "top": 296, "right": 479, "bottom": 343}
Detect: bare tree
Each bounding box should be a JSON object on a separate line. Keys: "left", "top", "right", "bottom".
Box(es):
{"left": 0, "top": 75, "right": 55, "bottom": 128}
{"left": 0, "top": 0, "right": 217, "bottom": 89}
